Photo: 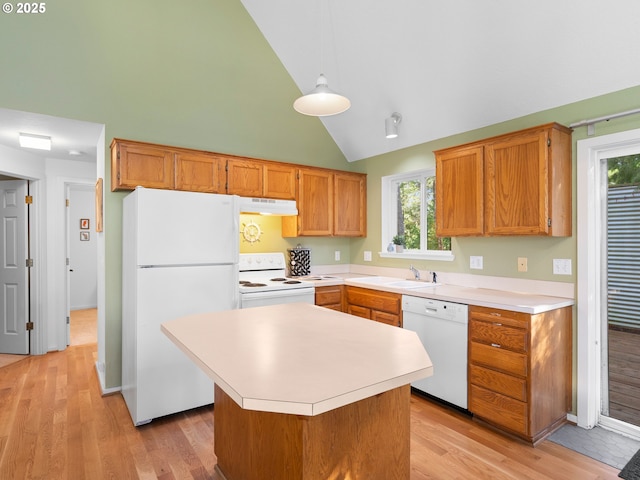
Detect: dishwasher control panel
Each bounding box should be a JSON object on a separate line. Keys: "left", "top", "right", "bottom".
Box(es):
{"left": 402, "top": 295, "right": 468, "bottom": 323}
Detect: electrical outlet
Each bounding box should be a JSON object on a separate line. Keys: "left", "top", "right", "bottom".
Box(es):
{"left": 518, "top": 257, "right": 528, "bottom": 272}
{"left": 553, "top": 259, "right": 572, "bottom": 275}
{"left": 334, "top": 250, "right": 341, "bottom": 261}
{"left": 470, "top": 256, "right": 483, "bottom": 269}
{"left": 364, "top": 251, "right": 372, "bottom": 262}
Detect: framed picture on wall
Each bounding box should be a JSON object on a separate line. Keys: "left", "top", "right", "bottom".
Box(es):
{"left": 80, "top": 218, "right": 90, "bottom": 230}
{"left": 80, "top": 232, "right": 90, "bottom": 241}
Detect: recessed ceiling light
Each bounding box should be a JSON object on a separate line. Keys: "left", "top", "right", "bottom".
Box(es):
{"left": 19, "top": 132, "right": 52, "bottom": 151}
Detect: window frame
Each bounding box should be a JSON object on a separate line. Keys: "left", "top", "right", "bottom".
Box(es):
{"left": 380, "top": 169, "right": 454, "bottom": 262}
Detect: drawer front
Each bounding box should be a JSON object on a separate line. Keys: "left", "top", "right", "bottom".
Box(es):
{"left": 315, "top": 287, "right": 342, "bottom": 306}
{"left": 469, "top": 384, "right": 527, "bottom": 436}
{"left": 469, "top": 305, "right": 530, "bottom": 328}
{"left": 371, "top": 310, "right": 401, "bottom": 328}
{"left": 347, "top": 304, "right": 371, "bottom": 319}
{"left": 470, "top": 341, "right": 527, "bottom": 377}
{"left": 469, "top": 364, "right": 527, "bottom": 402}
{"left": 470, "top": 319, "right": 528, "bottom": 353}
{"left": 346, "top": 287, "right": 401, "bottom": 315}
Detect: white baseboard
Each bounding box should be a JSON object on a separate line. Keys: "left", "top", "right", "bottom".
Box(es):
{"left": 95, "top": 361, "right": 121, "bottom": 396}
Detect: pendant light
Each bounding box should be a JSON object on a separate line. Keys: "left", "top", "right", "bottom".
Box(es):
{"left": 293, "top": 0, "right": 350, "bottom": 117}
{"left": 293, "top": 74, "right": 350, "bottom": 116}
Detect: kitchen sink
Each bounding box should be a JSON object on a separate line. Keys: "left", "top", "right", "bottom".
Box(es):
{"left": 346, "top": 276, "right": 438, "bottom": 289}
{"left": 386, "top": 280, "right": 437, "bottom": 289}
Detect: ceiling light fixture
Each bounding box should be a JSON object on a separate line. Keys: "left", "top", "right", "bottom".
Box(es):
{"left": 293, "top": 74, "right": 350, "bottom": 116}
{"left": 19, "top": 132, "right": 52, "bottom": 151}
{"left": 385, "top": 112, "right": 402, "bottom": 139}
{"left": 293, "top": 0, "right": 350, "bottom": 117}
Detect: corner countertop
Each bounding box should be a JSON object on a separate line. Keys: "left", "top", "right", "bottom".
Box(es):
{"left": 298, "top": 274, "right": 574, "bottom": 314}
{"left": 161, "top": 303, "right": 433, "bottom": 417}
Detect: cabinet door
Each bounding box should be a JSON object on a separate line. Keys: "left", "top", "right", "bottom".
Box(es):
{"left": 226, "top": 158, "right": 263, "bottom": 197}
{"left": 295, "top": 168, "right": 334, "bottom": 236}
{"left": 175, "top": 152, "right": 224, "bottom": 193}
{"left": 264, "top": 163, "right": 296, "bottom": 200}
{"left": 112, "top": 141, "right": 174, "bottom": 191}
{"left": 484, "top": 129, "right": 549, "bottom": 235}
{"left": 334, "top": 172, "right": 366, "bottom": 236}
{"left": 435, "top": 146, "right": 484, "bottom": 236}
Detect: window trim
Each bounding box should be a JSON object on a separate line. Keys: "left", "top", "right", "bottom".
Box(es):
{"left": 380, "top": 169, "right": 454, "bottom": 262}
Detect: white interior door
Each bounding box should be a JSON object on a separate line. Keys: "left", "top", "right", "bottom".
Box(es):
{"left": 0, "top": 180, "right": 29, "bottom": 354}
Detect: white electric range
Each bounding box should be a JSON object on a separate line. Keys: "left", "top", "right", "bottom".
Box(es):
{"left": 238, "top": 253, "right": 315, "bottom": 308}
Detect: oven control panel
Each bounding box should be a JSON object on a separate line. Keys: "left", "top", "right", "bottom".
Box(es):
{"left": 239, "top": 252, "right": 286, "bottom": 272}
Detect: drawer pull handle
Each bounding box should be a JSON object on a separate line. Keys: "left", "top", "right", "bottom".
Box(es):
{"left": 490, "top": 312, "right": 502, "bottom": 317}
{"left": 493, "top": 322, "right": 503, "bottom": 326}
{"left": 491, "top": 343, "right": 501, "bottom": 348}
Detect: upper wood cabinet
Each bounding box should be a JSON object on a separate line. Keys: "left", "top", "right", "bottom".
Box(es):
{"left": 111, "top": 140, "right": 174, "bottom": 191}
{"left": 435, "top": 145, "right": 484, "bottom": 236}
{"left": 111, "top": 139, "right": 224, "bottom": 193}
{"left": 334, "top": 172, "right": 367, "bottom": 236}
{"left": 225, "top": 158, "right": 296, "bottom": 200}
{"left": 282, "top": 169, "right": 367, "bottom": 237}
{"left": 226, "top": 158, "right": 263, "bottom": 197}
{"left": 174, "top": 151, "right": 224, "bottom": 193}
{"left": 434, "top": 123, "right": 572, "bottom": 237}
{"left": 111, "top": 139, "right": 365, "bottom": 236}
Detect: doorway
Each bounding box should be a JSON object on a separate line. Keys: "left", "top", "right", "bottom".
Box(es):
{"left": 577, "top": 129, "right": 640, "bottom": 441}
{"left": 66, "top": 183, "right": 98, "bottom": 346}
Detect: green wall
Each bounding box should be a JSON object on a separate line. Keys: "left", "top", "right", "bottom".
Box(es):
{"left": 353, "top": 85, "right": 640, "bottom": 284}
{"left": 2, "top": 0, "right": 640, "bottom": 389}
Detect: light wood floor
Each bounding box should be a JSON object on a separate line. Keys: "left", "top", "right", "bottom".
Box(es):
{"left": 0, "top": 342, "right": 621, "bottom": 479}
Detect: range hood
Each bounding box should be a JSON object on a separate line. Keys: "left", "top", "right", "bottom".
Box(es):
{"left": 239, "top": 197, "right": 298, "bottom": 216}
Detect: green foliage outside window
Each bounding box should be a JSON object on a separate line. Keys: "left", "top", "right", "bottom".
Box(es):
{"left": 395, "top": 176, "right": 450, "bottom": 251}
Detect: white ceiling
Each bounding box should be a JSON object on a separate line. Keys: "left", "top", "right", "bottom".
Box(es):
{"left": 2, "top": 2, "right": 640, "bottom": 166}
{"left": 0, "top": 108, "right": 102, "bottom": 164}
{"left": 241, "top": 0, "right": 640, "bottom": 162}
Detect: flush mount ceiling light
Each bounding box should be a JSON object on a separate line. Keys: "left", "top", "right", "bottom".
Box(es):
{"left": 19, "top": 132, "right": 52, "bottom": 150}
{"left": 293, "top": 74, "right": 351, "bottom": 116}
{"left": 385, "top": 112, "right": 402, "bottom": 139}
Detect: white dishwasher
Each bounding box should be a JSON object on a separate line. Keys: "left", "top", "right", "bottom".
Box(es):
{"left": 402, "top": 295, "right": 469, "bottom": 409}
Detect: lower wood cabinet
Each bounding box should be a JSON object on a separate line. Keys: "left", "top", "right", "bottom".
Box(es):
{"left": 315, "top": 285, "right": 344, "bottom": 312}
{"left": 468, "top": 305, "right": 572, "bottom": 444}
{"left": 345, "top": 286, "right": 402, "bottom": 327}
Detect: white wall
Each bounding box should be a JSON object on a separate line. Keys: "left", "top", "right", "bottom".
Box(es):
{"left": 69, "top": 185, "right": 97, "bottom": 309}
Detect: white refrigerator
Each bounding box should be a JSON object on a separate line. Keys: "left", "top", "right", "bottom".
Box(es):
{"left": 121, "top": 187, "right": 239, "bottom": 425}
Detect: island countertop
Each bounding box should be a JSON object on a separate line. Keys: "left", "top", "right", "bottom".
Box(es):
{"left": 161, "top": 303, "right": 433, "bottom": 416}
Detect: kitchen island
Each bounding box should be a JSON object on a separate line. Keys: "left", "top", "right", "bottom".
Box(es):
{"left": 161, "top": 303, "right": 433, "bottom": 480}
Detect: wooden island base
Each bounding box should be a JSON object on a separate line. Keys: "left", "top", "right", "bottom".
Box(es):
{"left": 213, "top": 384, "right": 411, "bottom": 480}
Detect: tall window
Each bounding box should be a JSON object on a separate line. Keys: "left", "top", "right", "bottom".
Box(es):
{"left": 381, "top": 169, "right": 451, "bottom": 259}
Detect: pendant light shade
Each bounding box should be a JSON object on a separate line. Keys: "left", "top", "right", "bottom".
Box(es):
{"left": 293, "top": 74, "right": 351, "bottom": 117}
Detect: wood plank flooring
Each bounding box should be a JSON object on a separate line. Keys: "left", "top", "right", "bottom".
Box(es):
{"left": 608, "top": 327, "right": 640, "bottom": 427}
{"left": 0, "top": 342, "right": 621, "bottom": 480}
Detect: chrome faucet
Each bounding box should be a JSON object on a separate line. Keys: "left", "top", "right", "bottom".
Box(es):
{"left": 409, "top": 265, "right": 420, "bottom": 280}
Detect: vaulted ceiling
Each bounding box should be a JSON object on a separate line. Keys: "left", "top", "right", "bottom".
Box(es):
{"left": 241, "top": 0, "right": 640, "bottom": 161}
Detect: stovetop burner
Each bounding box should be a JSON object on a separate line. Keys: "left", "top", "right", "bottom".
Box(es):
{"left": 239, "top": 281, "right": 268, "bottom": 288}
{"left": 284, "top": 280, "right": 302, "bottom": 284}
{"left": 270, "top": 277, "right": 287, "bottom": 282}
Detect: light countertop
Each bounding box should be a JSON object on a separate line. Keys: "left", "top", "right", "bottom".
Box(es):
{"left": 161, "top": 303, "right": 433, "bottom": 416}
{"left": 299, "top": 274, "right": 574, "bottom": 314}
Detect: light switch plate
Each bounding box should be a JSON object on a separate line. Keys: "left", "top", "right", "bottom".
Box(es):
{"left": 364, "top": 251, "right": 372, "bottom": 262}
{"left": 553, "top": 258, "right": 572, "bottom": 275}
{"left": 335, "top": 250, "right": 341, "bottom": 261}
{"left": 470, "top": 256, "right": 483, "bottom": 269}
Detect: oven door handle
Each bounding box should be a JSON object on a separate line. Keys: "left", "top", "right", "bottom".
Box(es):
{"left": 240, "top": 287, "right": 315, "bottom": 300}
